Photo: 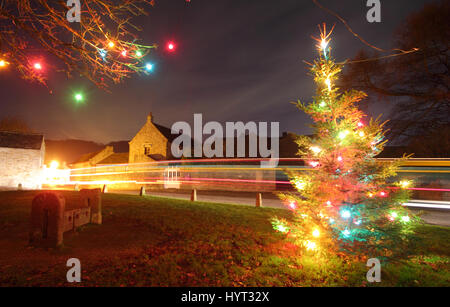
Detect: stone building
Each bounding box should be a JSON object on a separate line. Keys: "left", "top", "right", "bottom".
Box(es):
{"left": 71, "top": 113, "right": 178, "bottom": 168}
{"left": 129, "top": 113, "right": 179, "bottom": 163}
{"left": 0, "top": 131, "right": 45, "bottom": 189}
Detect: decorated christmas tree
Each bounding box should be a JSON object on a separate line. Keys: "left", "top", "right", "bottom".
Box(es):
{"left": 273, "top": 25, "right": 420, "bottom": 260}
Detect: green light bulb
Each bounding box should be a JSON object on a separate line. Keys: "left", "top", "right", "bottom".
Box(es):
{"left": 74, "top": 93, "right": 84, "bottom": 103}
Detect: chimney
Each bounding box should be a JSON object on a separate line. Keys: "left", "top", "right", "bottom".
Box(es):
{"left": 147, "top": 112, "right": 153, "bottom": 123}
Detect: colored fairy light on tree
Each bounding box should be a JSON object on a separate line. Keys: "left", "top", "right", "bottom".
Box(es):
{"left": 293, "top": 178, "right": 306, "bottom": 190}
{"left": 99, "top": 49, "right": 107, "bottom": 59}
{"left": 289, "top": 201, "right": 297, "bottom": 210}
{"left": 33, "top": 62, "right": 42, "bottom": 70}
{"left": 273, "top": 23, "right": 419, "bottom": 259}
{"left": 342, "top": 229, "right": 351, "bottom": 237}
{"left": 309, "top": 161, "right": 320, "bottom": 167}
{"left": 135, "top": 50, "right": 143, "bottom": 58}
{"left": 310, "top": 146, "right": 321, "bottom": 154}
{"left": 304, "top": 240, "right": 318, "bottom": 251}
{"left": 0, "top": 1, "right": 156, "bottom": 88}
{"left": 338, "top": 130, "right": 350, "bottom": 140}
{"left": 399, "top": 180, "right": 412, "bottom": 188}
{"left": 341, "top": 210, "right": 351, "bottom": 219}
{"left": 74, "top": 93, "right": 84, "bottom": 103}
{"left": 145, "top": 63, "right": 154, "bottom": 72}
{"left": 167, "top": 41, "right": 176, "bottom": 52}
{"left": 312, "top": 229, "right": 320, "bottom": 238}
{"left": 0, "top": 60, "right": 7, "bottom": 67}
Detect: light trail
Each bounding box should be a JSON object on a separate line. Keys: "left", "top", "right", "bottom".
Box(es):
{"left": 69, "top": 157, "right": 305, "bottom": 172}
{"left": 403, "top": 200, "right": 450, "bottom": 210}
{"left": 57, "top": 174, "right": 450, "bottom": 192}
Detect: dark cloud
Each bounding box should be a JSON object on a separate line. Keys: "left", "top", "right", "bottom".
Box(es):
{"left": 0, "top": 0, "right": 434, "bottom": 143}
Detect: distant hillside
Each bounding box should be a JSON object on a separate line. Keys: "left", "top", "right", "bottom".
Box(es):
{"left": 44, "top": 139, "right": 130, "bottom": 165}
{"left": 45, "top": 139, "right": 104, "bottom": 165}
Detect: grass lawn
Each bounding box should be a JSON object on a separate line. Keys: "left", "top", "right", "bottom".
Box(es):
{"left": 0, "top": 190, "right": 448, "bottom": 286}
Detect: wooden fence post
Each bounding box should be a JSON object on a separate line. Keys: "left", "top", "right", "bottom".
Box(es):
{"left": 191, "top": 189, "right": 197, "bottom": 201}
{"left": 140, "top": 186, "right": 146, "bottom": 196}
{"left": 256, "top": 193, "right": 262, "bottom": 207}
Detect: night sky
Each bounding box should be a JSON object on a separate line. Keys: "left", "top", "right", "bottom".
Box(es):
{"left": 0, "top": 0, "right": 434, "bottom": 143}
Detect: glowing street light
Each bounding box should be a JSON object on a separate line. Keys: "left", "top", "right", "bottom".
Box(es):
{"left": 50, "top": 160, "right": 60, "bottom": 169}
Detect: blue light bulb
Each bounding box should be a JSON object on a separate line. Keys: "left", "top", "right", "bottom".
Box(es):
{"left": 145, "top": 63, "right": 154, "bottom": 72}
{"left": 341, "top": 210, "right": 351, "bottom": 219}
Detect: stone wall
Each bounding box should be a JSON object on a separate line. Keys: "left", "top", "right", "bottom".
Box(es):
{"left": 0, "top": 146, "right": 44, "bottom": 189}
{"left": 129, "top": 115, "right": 169, "bottom": 163}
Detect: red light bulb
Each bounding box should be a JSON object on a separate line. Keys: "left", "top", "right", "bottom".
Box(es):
{"left": 34, "top": 63, "right": 42, "bottom": 70}
{"left": 167, "top": 41, "right": 176, "bottom": 52}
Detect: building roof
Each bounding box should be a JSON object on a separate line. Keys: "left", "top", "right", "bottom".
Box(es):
{"left": 153, "top": 123, "right": 180, "bottom": 142}
{"left": 73, "top": 150, "right": 102, "bottom": 164}
{"left": 97, "top": 152, "right": 129, "bottom": 164}
{"left": 0, "top": 131, "right": 44, "bottom": 150}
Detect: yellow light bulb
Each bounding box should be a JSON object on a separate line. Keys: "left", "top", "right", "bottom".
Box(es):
{"left": 304, "top": 240, "right": 317, "bottom": 251}
{"left": 310, "top": 146, "right": 321, "bottom": 154}
{"left": 0, "top": 60, "right": 6, "bottom": 67}
{"left": 325, "top": 77, "right": 331, "bottom": 90}
{"left": 294, "top": 179, "right": 306, "bottom": 190}
{"left": 108, "top": 41, "right": 115, "bottom": 48}
{"left": 312, "top": 229, "right": 320, "bottom": 238}
{"left": 338, "top": 130, "right": 350, "bottom": 140}
{"left": 399, "top": 180, "right": 411, "bottom": 188}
